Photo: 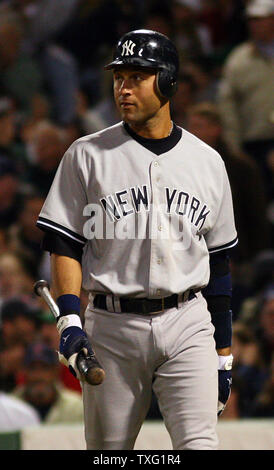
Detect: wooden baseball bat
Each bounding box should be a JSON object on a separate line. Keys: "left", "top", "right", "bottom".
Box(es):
{"left": 33, "top": 280, "right": 105, "bottom": 386}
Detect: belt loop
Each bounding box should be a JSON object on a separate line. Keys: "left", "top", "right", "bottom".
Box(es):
{"left": 106, "top": 295, "right": 115, "bottom": 312}
{"left": 183, "top": 290, "right": 190, "bottom": 302}
{"left": 113, "top": 296, "right": 122, "bottom": 313}
{"left": 177, "top": 293, "right": 183, "bottom": 309}
{"left": 89, "top": 292, "right": 94, "bottom": 308}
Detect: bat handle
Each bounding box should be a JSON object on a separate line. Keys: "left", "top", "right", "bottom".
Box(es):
{"left": 76, "top": 350, "right": 105, "bottom": 386}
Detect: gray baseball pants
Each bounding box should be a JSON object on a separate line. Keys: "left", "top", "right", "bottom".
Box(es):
{"left": 82, "top": 292, "right": 219, "bottom": 450}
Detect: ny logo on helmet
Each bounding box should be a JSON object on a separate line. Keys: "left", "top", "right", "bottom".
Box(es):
{"left": 121, "top": 40, "right": 136, "bottom": 56}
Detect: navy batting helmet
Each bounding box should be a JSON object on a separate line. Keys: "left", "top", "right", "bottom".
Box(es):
{"left": 104, "top": 29, "right": 179, "bottom": 99}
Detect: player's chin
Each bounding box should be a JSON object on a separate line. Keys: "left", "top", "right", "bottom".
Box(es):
{"left": 119, "top": 103, "right": 140, "bottom": 118}
{"left": 120, "top": 108, "right": 136, "bottom": 121}
{"left": 122, "top": 111, "right": 145, "bottom": 128}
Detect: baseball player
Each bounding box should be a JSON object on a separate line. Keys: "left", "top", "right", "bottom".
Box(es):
{"left": 36, "top": 30, "right": 237, "bottom": 450}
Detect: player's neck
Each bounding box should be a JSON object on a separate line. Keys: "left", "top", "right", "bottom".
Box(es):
{"left": 128, "top": 105, "right": 173, "bottom": 140}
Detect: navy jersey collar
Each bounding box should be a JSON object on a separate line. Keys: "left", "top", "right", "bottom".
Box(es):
{"left": 123, "top": 121, "right": 182, "bottom": 155}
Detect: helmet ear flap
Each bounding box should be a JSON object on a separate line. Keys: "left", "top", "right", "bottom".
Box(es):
{"left": 156, "top": 70, "right": 178, "bottom": 99}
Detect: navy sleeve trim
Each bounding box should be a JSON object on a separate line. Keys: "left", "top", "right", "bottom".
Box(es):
{"left": 37, "top": 216, "right": 86, "bottom": 245}
{"left": 208, "top": 236, "right": 238, "bottom": 254}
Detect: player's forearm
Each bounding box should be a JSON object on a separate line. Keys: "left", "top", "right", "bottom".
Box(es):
{"left": 51, "top": 253, "right": 82, "bottom": 300}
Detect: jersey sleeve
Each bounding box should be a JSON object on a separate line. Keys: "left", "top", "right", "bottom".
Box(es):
{"left": 36, "top": 143, "right": 88, "bottom": 246}
{"left": 204, "top": 161, "right": 238, "bottom": 254}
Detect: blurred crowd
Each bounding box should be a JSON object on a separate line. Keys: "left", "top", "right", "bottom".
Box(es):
{"left": 0, "top": 0, "right": 273, "bottom": 431}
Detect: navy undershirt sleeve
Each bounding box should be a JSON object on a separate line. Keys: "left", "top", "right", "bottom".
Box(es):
{"left": 202, "top": 250, "right": 233, "bottom": 349}
{"left": 41, "top": 232, "right": 83, "bottom": 263}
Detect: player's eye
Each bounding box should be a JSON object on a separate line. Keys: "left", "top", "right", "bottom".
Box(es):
{"left": 114, "top": 74, "right": 123, "bottom": 82}
{"left": 133, "top": 74, "right": 143, "bottom": 81}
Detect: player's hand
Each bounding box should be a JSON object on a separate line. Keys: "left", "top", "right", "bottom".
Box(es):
{"left": 218, "top": 369, "right": 232, "bottom": 416}
{"left": 58, "top": 326, "right": 95, "bottom": 380}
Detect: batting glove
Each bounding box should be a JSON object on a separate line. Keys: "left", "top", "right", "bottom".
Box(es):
{"left": 217, "top": 354, "right": 233, "bottom": 416}
{"left": 57, "top": 314, "right": 94, "bottom": 380}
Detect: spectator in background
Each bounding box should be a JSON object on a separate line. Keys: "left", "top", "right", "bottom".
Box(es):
{"left": 10, "top": 0, "right": 80, "bottom": 55}
{"left": 0, "top": 0, "right": 80, "bottom": 126}
{"left": 0, "top": 95, "right": 31, "bottom": 178}
{"left": 13, "top": 341, "right": 84, "bottom": 423}
{"left": 238, "top": 250, "right": 274, "bottom": 335}
{"left": 182, "top": 58, "right": 220, "bottom": 103}
{"left": 144, "top": 3, "right": 173, "bottom": 38}
{"left": 217, "top": 0, "right": 274, "bottom": 200}
{"left": 0, "top": 230, "right": 8, "bottom": 255}
{"left": 0, "top": 96, "right": 16, "bottom": 157}
{"left": 19, "top": 93, "right": 51, "bottom": 149}
{"left": 0, "top": 95, "right": 28, "bottom": 231}
{"left": 233, "top": 280, "right": 274, "bottom": 416}
{"left": 170, "top": 0, "right": 213, "bottom": 61}
{"left": 0, "top": 158, "right": 23, "bottom": 231}
{"left": 24, "top": 120, "right": 66, "bottom": 196}
{"left": 0, "top": 376, "right": 40, "bottom": 431}
{"left": 0, "top": 10, "right": 45, "bottom": 117}
{"left": 230, "top": 321, "right": 269, "bottom": 417}
{"left": 200, "top": 0, "right": 248, "bottom": 55}
{"left": 8, "top": 192, "right": 45, "bottom": 279}
{"left": 0, "top": 297, "right": 40, "bottom": 392}
{"left": 253, "top": 284, "right": 274, "bottom": 367}
{"left": 252, "top": 353, "right": 274, "bottom": 417}
{"left": 0, "top": 252, "right": 34, "bottom": 305}
{"left": 265, "top": 148, "right": 274, "bottom": 246}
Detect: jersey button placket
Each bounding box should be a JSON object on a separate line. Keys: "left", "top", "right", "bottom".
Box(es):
{"left": 149, "top": 160, "right": 164, "bottom": 298}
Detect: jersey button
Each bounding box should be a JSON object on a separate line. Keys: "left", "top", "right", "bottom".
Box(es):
{"left": 158, "top": 225, "right": 163, "bottom": 231}
{"left": 157, "top": 258, "right": 162, "bottom": 265}
{"left": 153, "top": 161, "right": 159, "bottom": 167}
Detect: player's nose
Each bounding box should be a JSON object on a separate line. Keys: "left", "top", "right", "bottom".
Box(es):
{"left": 119, "top": 78, "right": 132, "bottom": 94}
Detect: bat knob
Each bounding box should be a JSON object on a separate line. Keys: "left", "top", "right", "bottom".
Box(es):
{"left": 34, "top": 279, "right": 50, "bottom": 297}
{"left": 77, "top": 351, "right": 105, "bottom": 386}
{"left": 86, "top": 366, "right": 106, "bottom": 386}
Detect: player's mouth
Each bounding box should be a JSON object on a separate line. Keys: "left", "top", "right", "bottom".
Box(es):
{"left": 120, "top": 101, "right": 135, "bottom": 109}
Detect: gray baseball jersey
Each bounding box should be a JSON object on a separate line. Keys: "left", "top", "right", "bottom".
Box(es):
{"left": 37, "top": 121, "right": 237, "bottom": 298}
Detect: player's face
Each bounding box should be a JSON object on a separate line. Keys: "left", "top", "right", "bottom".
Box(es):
{"left": 113, "top": 67, "right": 163, "bottom": 126}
